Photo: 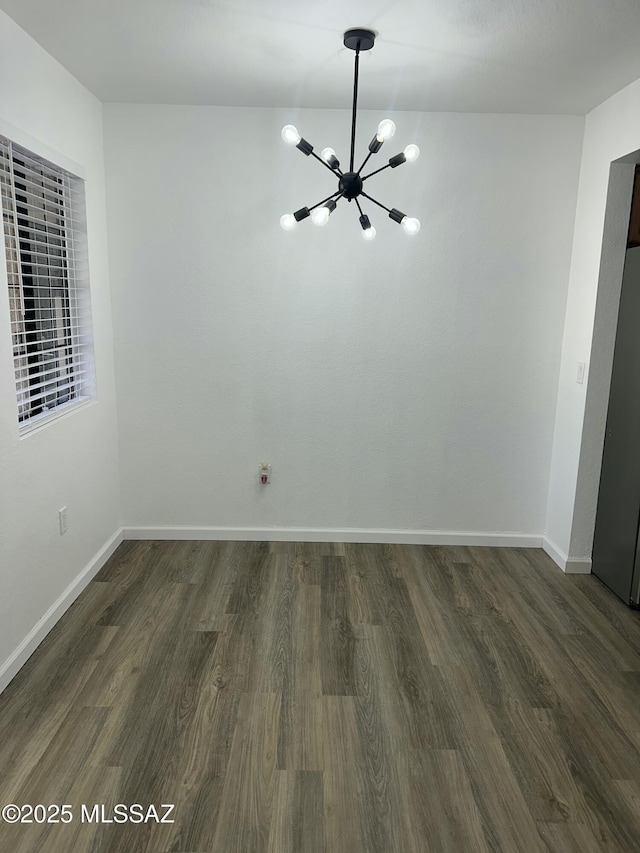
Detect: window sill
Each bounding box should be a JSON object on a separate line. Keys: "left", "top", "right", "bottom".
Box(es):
{"left": 18, "top": 396, "right": 96, "bottom": 439}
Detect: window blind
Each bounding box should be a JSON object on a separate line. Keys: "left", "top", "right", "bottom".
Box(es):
{"left": 0, "top": 136, "right": 94, "bottom": 433}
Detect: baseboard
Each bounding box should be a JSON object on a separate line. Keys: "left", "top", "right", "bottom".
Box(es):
{"left": 543, "top": 536, "right": 592, "bottom": 574}
{"left": 124, "top": 525, "right": 543, "bottom": 548}
{"left": 564, "top": 556, "right": 592, "bottom": 574}
{"left": 0, "top": 527, "right": 124, "bottom": 695}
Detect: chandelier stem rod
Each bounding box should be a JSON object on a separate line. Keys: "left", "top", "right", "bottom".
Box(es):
{"left": 362, "top": 162, "right": 391, "bottom": 181}
{"left": 354, "top": 198, "right": 364, "bottom": 217}
{"left": 349, "top": 45, "right": 361, "bottom": 172}
{"left": 360, "top": 191, "right": 391, "bottom": 214}
{"left": 309, "top": 190, "right": 344, "bottom": 212}
{"left": 310, "top": 150, "right": 343, "bottom": 176}
{"left": 357, "top": 151, "right": 373, "bottom": 176}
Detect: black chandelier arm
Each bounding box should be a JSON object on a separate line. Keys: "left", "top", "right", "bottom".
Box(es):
{"left": 359, "top": 191, "right": 392, "bottom": 214}
{"left": 349, "top": 46, "right": 361, "bottom": 172}
{"left": 362, "top": 153, "right": 406, "bottom": 182}
{"left": 361, "top": 193, "right": 409, "bottom": 225}
{"left": 308, "top": 190, "right": 344, "bottom": 212}
{"left": 309, "top": 149, "right": 343, "bottom": 176}
{"left": 361, "top": 162, "right": 392, "bottom": 182}
{"left": 357, "top": 150, "right": 374, "bottom": 176}
{"left": 354, "top": 197, "right": 365, "bottom": 217}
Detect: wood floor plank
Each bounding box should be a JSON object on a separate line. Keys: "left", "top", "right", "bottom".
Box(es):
{"left": 346, "top": 556, "right": 378, "bottom": 626}
{"left": 78, "top": 577, "right": 199, "bottom": 715}
{"left": 372, "top": 575, "right": 461, "bottom": 750}
{"left": 320, "top": 556, "right": 356, "bottom": 696}
{"left": 1, "top": 541, "right": 640, "bottom": 852}
{"left": 190, "top": 540, "right": 240, "bottom": 631}
{"left": 351, "top": 630, "right": 398, "bottom": 852}
{"left": 466, "top": 548, "right": 640, "bottom": 784}
{"left": 538, "top": 706, "right": 640, "bottom": 849}
{"left": 0, "top": 583, "right": 119, "bottom": 805}
{"left": 0, "top": 579, "right": 116, "bottom": 725}
{"left": 259, "top": 552, "right": 294, "bottom": 695}
{"left": 295, "top": 541, "right": 345, "bottom": 557}
{"left": 400, "top": 548, "right": 468, "bottom": 666}
{"left": 159, "top": 684, "right": 240, "bottom": 853}
{"left": 211, "top": 691, "right": 281, "bottom": 853}
{"left": 483, "top": 702, "right": 589, "bottom": 824}
{"left": 351, "top": 627, "right": 423, "bottom": 852}
{"left": 319, "top": 692, "right": 367, "bottom": 852}
{"left": 560, "top": 632, "right": 640, "bottom": 752}
{"left": 43, "top": 765, "right": 123, "bottom": 853}
{"left": 402, "top": 749, "right": 489, "bottom": 853}
{"left": 438, "top": 662, "right": 549, "bottom": 852}
{"left": 267, "top": 770, "right": 324, "bottom": 853}
{"left": 4, "top": 706, "right": 109, "bottom": 853}
{"left": 495, "top": 547, "right": 640, "bottom": 665}
{"left": 93, "top": 540, "right": 183, "bottom": 627}
{"left": 280, "top": 582, "right": 323, "bottom": 771}
{"left": 224, "top": 541, "right": 271, "bottom": 616}
{"left": 537, "top": 820, "right": 615, "bottom": 853}
{"left": 569, "top": 571, "right": 640, "bottom": 657}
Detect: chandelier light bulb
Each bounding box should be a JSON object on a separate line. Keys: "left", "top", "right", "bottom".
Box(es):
{"left": 404, "top": 144, "right": 420, "bottom": 162}
{"left": 280, "top": 213, "right": 296, "bottom": 231}
{"left": 401, "top": 216, "right": 421, "bottom": 235}
{"left": 377, "top": 119, "right": 396, "bottom": 141}
{"left": 281, "top": 124, "right": 301, "bottom": 145}
{"left": 321, "top": 147, "right": 336, "bottom": 163}
{"left": 362, "top": 226, "right": 376, "bottom": 241}
{"left": 311, "top": 206, "right": 331, "bottom": 226}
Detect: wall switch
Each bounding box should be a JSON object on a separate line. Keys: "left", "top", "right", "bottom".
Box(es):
{"left": 577, "top": 362, "right": 586, "bottom": 384}
{"left": 59, "top": 506, "right": 68, "bottom": 535}
{"left": 259, "top": 463, "right": 271, "bottom": 485}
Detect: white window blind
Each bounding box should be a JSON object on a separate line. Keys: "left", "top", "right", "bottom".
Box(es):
{"left": 0, "top": 135, "right": 95, "bottom": 433}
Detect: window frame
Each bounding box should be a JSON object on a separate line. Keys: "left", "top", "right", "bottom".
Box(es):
{"left": 0, "top": 124, "right": 95, "bottom": 435}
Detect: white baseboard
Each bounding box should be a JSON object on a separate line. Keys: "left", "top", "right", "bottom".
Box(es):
{"left": 543, "top": 536, "right": 592, "bottom": 574}
{"left": 0, "top": 527, "right": 124, "bottom": 695}
{"left": 565, "top": 559, "right": 592, "bottom": 574}
{"left": 124, "top": 525, "right": 543, "bottom": 549}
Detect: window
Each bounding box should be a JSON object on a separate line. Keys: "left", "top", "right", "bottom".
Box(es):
{"left": 0, "top": 135, "right": 94, "bottom": 433}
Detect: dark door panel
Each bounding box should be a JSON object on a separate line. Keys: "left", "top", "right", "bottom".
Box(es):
{"left": 592, "top": 247, "right": 640, "bottom": 603}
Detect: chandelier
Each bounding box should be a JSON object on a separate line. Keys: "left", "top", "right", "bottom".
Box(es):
{"left": 280, "top": 28, "right": 420, "bottom": 240}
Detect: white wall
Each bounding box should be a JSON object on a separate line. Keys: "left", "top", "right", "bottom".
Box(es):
{"left": 104, "top": 104, "right": 583, "bottom": 538}
{"left": 0, "top": 12, "right": 121, "bottom": 687}
{"left": 546, "top": 75, "right": 640, "bottom": 562}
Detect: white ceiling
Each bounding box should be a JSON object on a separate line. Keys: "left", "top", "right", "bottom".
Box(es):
{"left": 2, "top": 0, "right": 640, "bottom": 114}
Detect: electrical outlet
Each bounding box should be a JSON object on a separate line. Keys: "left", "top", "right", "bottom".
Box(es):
{"left": 259, "top": 463, "right": 271, "bottom": 484}
{"left": 59, "top": 506, "right": 68, "bottom": 535}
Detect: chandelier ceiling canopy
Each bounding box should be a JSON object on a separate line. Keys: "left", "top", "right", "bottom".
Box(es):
{"left": 280, "top": 29, "right": 421, "bottom": 241}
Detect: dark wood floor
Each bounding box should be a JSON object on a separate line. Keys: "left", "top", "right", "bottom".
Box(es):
{"left": 1, "top": 541, "right": 640, "bottom": 852}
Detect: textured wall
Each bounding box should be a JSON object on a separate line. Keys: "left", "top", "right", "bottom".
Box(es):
{"left": 104, "top": 104, "right": 582, "bottom": 536}
{"left": 0, "top": 12, "right": 121, "bottom": 676}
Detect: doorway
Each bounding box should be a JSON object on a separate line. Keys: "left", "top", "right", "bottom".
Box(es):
{"left": 591, "top": 166, "right": 640, "bottom": 605}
